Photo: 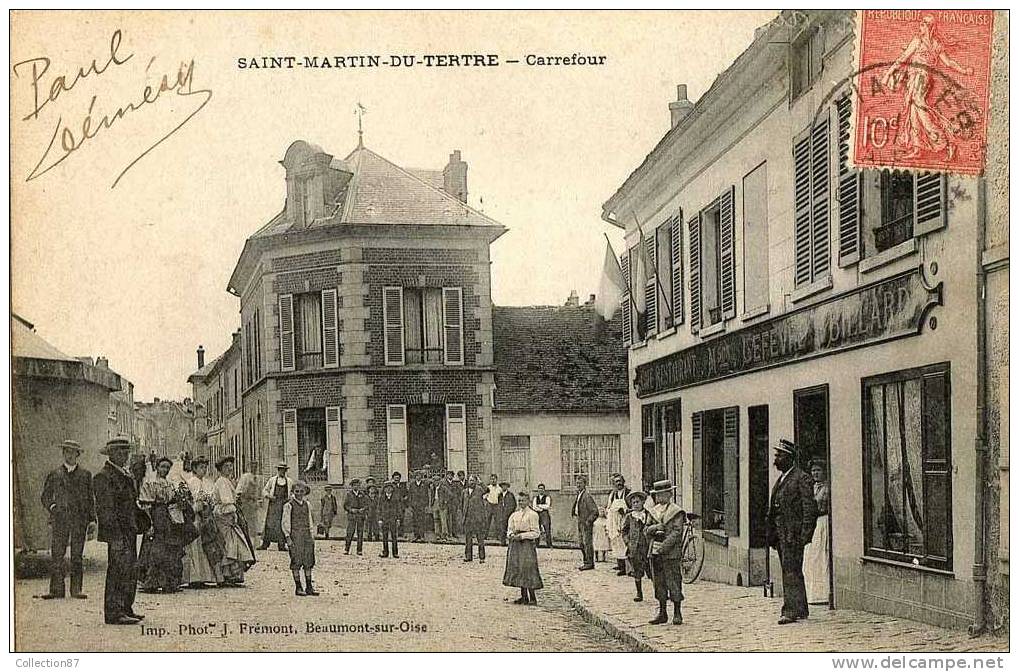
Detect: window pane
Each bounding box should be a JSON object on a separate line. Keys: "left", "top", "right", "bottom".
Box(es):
{"left": 656, "top": 224, "right": 673, "bottom": 330}
{"left": 884, "top": 382, "right": 907, "bottom": 553}
{"left": 923, "top": 472, "right": 950, "bottom": 560}
{"left": 404, "top": 288, "right": 423, "bottom": 361}
{"left": 902, "top": 378, "right": 925, "bottom": 555}
{"left": 924, "top": 373, "right": 949, "bottom": 461}
{"left": 877, "top": 171, "right": 915, "bottom": 252}
{"left": 701, "top": 205, "right": 721, "bottom": 324}
{"left": 423, "top": 288, "right": 443, "bottom": 363}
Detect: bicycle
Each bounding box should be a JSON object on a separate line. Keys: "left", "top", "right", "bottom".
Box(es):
{"left": 680, "top": 512, "right": 705, "bottom": 583}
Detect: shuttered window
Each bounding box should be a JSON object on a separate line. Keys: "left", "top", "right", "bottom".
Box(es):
{"left": 688, "top": 214, "right": 701, "bottom": 333}
{"left": 278, "top": 294, "right": 295, "bottom": 372}
{"left": 718, "top": 186, "right": 736, "bottom": 320}
{"left": 689, "top": 188, "right": 734, "bottom": 334}
{"left": 386, "top": 404, "right": 408, "bottom": 477}
{"left": 321, "top": 288, "right": 339, "bottom": 368}
{"left": 656, "top": 221, "right": 674, "bottom": 331}
{"left": 382, "top": 286, "right": 405, "bottom": 366}
{"left": 620, "top": 253, "right": 632, "bottom": 346}
{"left": 325, "top": 406, "right": 343, "bottom": 484}
{"left": 836, "top": 95, "right": 861, "bottom": 266}
{"left": 723, "top": 407, "right": 740, "bottom": 537}
{"left": 914, "top": 172, "right": 946, "bottom": 236}
{"left": 695, "top": 407, "right": 739, "bottom": 537}
{"left": 445, "top": 403, "right": 467, "bottom": 474}
{"left": 670, "top": 212, "right": 684, "bottom": 326}
{"left": 442, "top": 287, "right": 465, "bottom": 365}
{"left": 644, "top": 235, "right": 657, "bottom": 337}
{"left": 793, "top": 111, "right": 832, "bottom": 288}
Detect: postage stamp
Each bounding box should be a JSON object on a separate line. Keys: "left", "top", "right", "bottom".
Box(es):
{"left": 851, "top": 9, "right": 994, "bottom": 175}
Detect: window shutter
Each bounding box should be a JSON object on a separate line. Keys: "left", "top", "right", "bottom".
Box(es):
{"left": 321, "top": 288, "right": 339, "bottom": 368}
{"left": 620, "top": 254, "right": 632, "bottom": 346}
{"left": 278, "top": 294, "right": 295, "bottom": 372}
{"left": 836, "top": 95, "right": 861, "bottom": 266}
{"left": 691, "top": 411, "right": 703, "bottom": 522}
{"left": 793, "top": 129, "right": 813, "bottom": 288}
{"left": 670, "top": 212, "right": 684, "bottom": 326}
{"left": 282, "top": 409, "right": 298, "bottom": 468}
{"left": 689, "top": 214, "right": 702, "bottom": 333}
{"left": 442, "top": 287, "right": 465, "bottom": 366}
{"left": 921, "top": 367, "right": 952, "bottom": 564}
{"left": 386, "top": 405, "right": 408, "bottom": 477}
{"left": 915, "top": 173, "right": 946, "bottom": 236}
{"left": 382, "top": 286, "right": 405, "bottom": 366}
{"left": 644, "top": 235, "right": 657, "bottom": 337}
{"left": 719, "top": 185, "right": 736, "bottom": 320}
{"left": 723, "top": 406, "right": 740, "bottom": 537}
{"left": 445, "top": 403, "right": 467, "bottom": 474}
{"left": 325, "top": 406, "right": 343, "bottom": 484}
{"left": 810, "top": 111, "right": 831, "bottom": 280}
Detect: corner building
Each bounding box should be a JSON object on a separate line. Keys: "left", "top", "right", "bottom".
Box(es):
{"left": 228, "top": 141, "right": 504, "bottom": 497}
{"left": 602, "top": 10, "right": 991, "bottom": 629}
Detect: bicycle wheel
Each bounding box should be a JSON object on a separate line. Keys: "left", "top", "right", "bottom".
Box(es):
{"left": 681, "top": 534, "right": 705, "bottom": 584}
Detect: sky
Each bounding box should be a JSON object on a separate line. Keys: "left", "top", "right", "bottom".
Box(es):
{"left": 11, "top": 10, "right": 776, "bottom": 400}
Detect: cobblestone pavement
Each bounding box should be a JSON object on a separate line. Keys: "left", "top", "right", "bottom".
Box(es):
{"left": 14, "top": 539, "right": 628, "bottom": 652}
{"left": 564, "top": 562, "right": 1008, "bottom": 653}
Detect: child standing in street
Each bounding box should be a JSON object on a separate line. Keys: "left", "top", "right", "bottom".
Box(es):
{"left": 621, "top": 490, "right": 650, "bottom": 602}
{"left": 282, "top": 481, "right": 319, "bottom": 596}
{"left": 319, "top": 485, "right": 337, "bottom": 539}
{"left": 592, "top": 507, "right": 610, "bottom": 562}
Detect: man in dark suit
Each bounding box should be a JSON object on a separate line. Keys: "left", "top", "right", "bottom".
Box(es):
{"left": 93, "top": 437, "right": 148, "bottom": 625}
{"left": 572, "top": 475, "right": 598, "bottom": 570}
{"left": 391, "top": 471, "right": 409, "bottom": 539}
{"left": 766, "top": 439, "right": 818, "bottom": 625}
{"left": 40, "top": 440, "right": 95, "bottom": 600}
{"left": 461, "top": 475, "right": 488, "bottom": 563}
{"left": 497, "top": 482, "right": 517, "bottom": 545}
{"left": 343, "top": 478, "right": 368, "bottom": 555}
{"left": 378, "top": 482, "right": 403, "bottom": 559}
{"left": 408, "top": 471, "right": 430, "bottom": 541}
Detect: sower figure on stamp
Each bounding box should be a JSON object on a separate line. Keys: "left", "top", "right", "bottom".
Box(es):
{"left": 282, "top": 481, "right": 319, "bottom": 596}
{"left": 93, "top": 437, "right": 149, "bottom": 625}
{"left": 462, "top": 475, "right": 488, "bottom": 563}
{"left": 572, "top": 475, "right": 598, "bottom": 570}
{"left": 40, "top": 439, "right": 95, "bottom": 600}
{"left": 378, "top": 481, "right": 402, "bottom": 558}
{"left": 343, "top": 479, "right": 368, "bottom": 555}
{"left": 260, "top": 463, "right": 293, "bottom": 551}
{"left": 645, "top": 479, "right": 685, "bottom": 626}
{"left": 766, "top": 439, "right": 818, "bottom": 625}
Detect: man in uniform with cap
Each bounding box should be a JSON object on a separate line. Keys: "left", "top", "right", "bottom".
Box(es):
{"left": 40, "top": 440, "right": 95, "bottom": 600}
{"left": 645, "top": 479, "right": 686, "bottom": 625}
{"left": 93, "top": 437, "right": 148, "bottom": 625}
{"left": 766, "top": 439, "right": 818, "bottom": 625}
{"left": 260, "top": 462, "right": 293, "bottom": 551}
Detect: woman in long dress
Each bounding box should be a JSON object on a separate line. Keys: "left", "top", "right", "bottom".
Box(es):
{"left": 503, "top": 491, "right": 543, "bottom": 605}
{"left": 804, "top": 460, "right": 831, "bottom": 605}
{"left": 212, "top": 456, "right": 256, "bottom": 586}
{"left": 182, "top": 456, "right": 218, "bottom": 587}
{"left": 138, "top": 457, "right": 190, "bottom": 593}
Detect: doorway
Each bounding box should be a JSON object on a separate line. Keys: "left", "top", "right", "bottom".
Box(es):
{"left": 793, "top": 385, "right": 832, "bottom": 607}
{"left": 640, "top": 401, "right": 681, "bottom": 495}
{"left": 748, "top": 405, "right": 770, "bottom": 585}
{"left": 407, "top": 405, "right": 446, "bottom": 474}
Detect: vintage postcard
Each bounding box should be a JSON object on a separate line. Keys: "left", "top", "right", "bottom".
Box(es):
{"left": 8, "top": 9, "right": 1011, "bottom": 660}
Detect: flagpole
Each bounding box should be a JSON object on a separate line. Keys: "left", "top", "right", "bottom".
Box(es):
{"left": 632, "top": 213, "right": 675, "bottom": 321}
{"left": 604, "top": 232, "right": 639, "bottom": 315}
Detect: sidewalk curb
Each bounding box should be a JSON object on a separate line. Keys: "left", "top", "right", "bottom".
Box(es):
{"left": 559, "top": 577, "right": 660, "bottom": 653}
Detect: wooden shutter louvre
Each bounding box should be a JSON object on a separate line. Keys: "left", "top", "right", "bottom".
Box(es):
{"left": 670, "top": 212, "right": 684, "bottom": 326}
{"left": 321, "top": 288, "right": 339, "bottom": 368}
{"left": 691, "top": 411, "right": 703, "bottom": 522}
{"left": 836, "top": 95, "right": 862, "bottom": 266}
{"left": 278, "top": 294, "right": 295, "bottom": 372}
{"left": 386, "top": 405, "right": 408, "bottom": 477}
{"left": 442, "top": 287, "right": 465, "bottom": 365}
{"left": 644, "top": 235, "right": 657, "bottom": 337}
{"left": 914, "top": 173, "right": 946, "bottom": 236}
{"left": 689, "top": 214, "right": 702, "bottom": 334}
{"left": 723, "top": 406, "right": 740, "bottom": 537}
{"left": 445, "top": 403, "right": 467, "bottom": 474}
{"left": 325, "top": 406, "right": 343, "bottom": 484}
{"left": 382, "top": 286, "right": 404, "bottom": 366}
{"left": 719, "top": 185, "right": 736, "bottom": 320}
{"left": 282, "top": 409, "right": 298, "bottom": 469}
{"left": 793, "top": 130, "right": 813, "bottom": 287}
{"left": 620, "top": 254, "right": 632, "bottom": 346}
{"left": 810, "top": 111, "right": 831, "bottom": 280}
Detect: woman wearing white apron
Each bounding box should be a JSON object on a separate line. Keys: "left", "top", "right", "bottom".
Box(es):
{"left": 804, "top": 460, "right": 830, "bottom": 605}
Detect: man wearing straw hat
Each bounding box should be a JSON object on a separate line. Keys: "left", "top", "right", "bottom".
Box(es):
{"left": 645, "top": 479, "right": 686, "bottom": 625}
{"left": 40, "top": 439, "right": 95, "bottom": 600}
{"left": 93, "top": 436, "right": 148, "bottom": 625}
{"left": 766, "top": 439, "right": 818, "bottom": 625}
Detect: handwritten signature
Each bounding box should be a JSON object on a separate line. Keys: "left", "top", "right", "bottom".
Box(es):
{"left": 13, "top": 29, "right": 213, "bottom": 189}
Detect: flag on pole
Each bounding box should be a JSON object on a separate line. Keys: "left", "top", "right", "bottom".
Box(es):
{"left": 595, "top": 240, "right": 627, "bottom": 320}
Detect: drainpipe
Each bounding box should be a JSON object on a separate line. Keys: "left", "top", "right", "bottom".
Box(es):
{"left": 969, "top": 176, "right": 988, "bottom": 637}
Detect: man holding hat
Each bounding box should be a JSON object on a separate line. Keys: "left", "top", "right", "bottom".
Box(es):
{"left": 766, "top": 439, "right": 818, "bottom": 625}
{"left": 645, "top": 479, "right": 686, "bottom": 625}
{"left": 93, "top": 436, "right": 148, "bottom": 625}
{"left": 40, "top": 440, "right": 95, "bottom": 600}
{"left": 260, "top": 462, "right": 293, "bottom": 551}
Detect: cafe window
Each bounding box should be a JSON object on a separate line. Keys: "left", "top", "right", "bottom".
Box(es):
{"left": 561, "top": 434, "right": 621, "bottom": 491}
{"left": 692, "top": 407, "right": 739, "bottom": 538}
{"left": 863, "top": 363, "right": 952, "bottom": 571}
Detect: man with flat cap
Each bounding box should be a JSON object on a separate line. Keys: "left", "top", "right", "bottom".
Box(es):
{"left": 40, "top": 440, "right": 95, "bottom": 600}
{"left": 766, "top": 439, "right": 818, "bottom": 625}
{"left": 93, "top": 437, "right": 148, "bottom": 625}
{"left": 260, "top": 462, "right": 293, "bottom": 551}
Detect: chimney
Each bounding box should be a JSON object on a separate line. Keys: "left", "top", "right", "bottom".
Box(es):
{"left": 669, "top": 84, "right": 694, "bottom": 129}
{"left": 565, "top": 290, "right": 580, "bottom": 307}
{"left": 585, "top": 294, "right": 596, "bottom": 306}
{"left": 443, "top": 150, "right": 468, "bottom": 203}
{"left": 96, "top": 356, "right": 109, "bottom": 369}
{"left": 197, "top": 345, "right": 205, "bottom": 369}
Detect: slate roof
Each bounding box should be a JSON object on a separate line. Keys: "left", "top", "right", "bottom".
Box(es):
{"left": 493, "top": 304, "right": 628, "bottom": 414}
{"left": 187, "top": 354, "right": 223, "bottom": 383}
{"left": 11, "top": 314, "right": 76, "bottom": 362}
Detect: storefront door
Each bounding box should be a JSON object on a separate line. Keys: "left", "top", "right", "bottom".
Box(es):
{"left": 793, "top": 385, "right": 832, "bottom": 607}
{"left": 407, "top": 404, "right": 447, "bottom": 474}
{"left": 748, "top": 404, "right": 769, "bottom": 586}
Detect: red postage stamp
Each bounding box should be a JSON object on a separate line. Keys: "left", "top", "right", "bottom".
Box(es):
{"left": 852, "top": 9, "right": 994, "bottom": 175}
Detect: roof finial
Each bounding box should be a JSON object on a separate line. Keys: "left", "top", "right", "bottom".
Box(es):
{"left": 355, "top": 102, "right": 367, "bottom": 148}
